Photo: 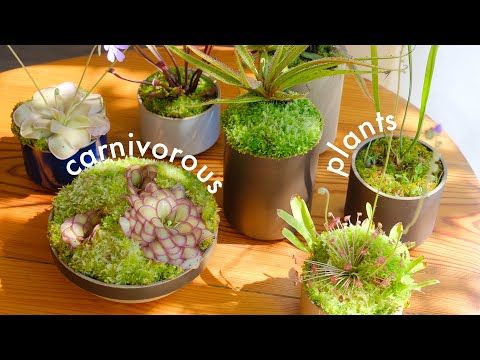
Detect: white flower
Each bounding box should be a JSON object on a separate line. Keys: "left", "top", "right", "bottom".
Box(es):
{"left": 13, "top": 82, "right": 110, "bottom": 160}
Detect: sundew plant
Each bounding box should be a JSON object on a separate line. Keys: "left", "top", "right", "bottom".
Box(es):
{"left": 356, "top": 45, "right": 443, "bottom": 197}
{"left": 106, "top": 45, "right": 218, "bottom": 118}
{"left": 278, "top": 189, "right": 439, "bottom": 315}
{"left": 165, "top": 45, "right": 390, "bottom": 158}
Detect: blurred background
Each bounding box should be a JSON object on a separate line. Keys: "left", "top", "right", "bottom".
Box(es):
{"left": 1, "top": 45, "right": 478, "bottom": 179}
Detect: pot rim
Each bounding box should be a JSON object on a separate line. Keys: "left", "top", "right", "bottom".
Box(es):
{"left": 137, "top": 73, "right": 221, "bottom": 122}
{"left": 350, "top": 134, "right": 448, "bottom": 201}
{"left": 225, "top": 138, "right": 321, "bottom": 161}
{"left": 22, "top": 135, "right": 105, "bottom": 155}
{"left": 48, "top": 217, "right": 218, "bottom": 290}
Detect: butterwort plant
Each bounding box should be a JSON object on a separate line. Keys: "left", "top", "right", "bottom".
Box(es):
{"left": 8, "top": 45, "right": 120, "bottom": 159}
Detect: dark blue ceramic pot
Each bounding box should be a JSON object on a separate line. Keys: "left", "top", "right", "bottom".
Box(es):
{"left": 21, "top": 135, "right": 108, "bottom": 192}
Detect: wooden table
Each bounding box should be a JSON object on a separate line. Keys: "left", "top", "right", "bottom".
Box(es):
{"left": 0, "top": 47, "right": 479, "bottom": 314}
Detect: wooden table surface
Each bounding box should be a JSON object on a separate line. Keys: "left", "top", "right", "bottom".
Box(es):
{"left": 0, "top": 47, "right": 479, "bottom": 314}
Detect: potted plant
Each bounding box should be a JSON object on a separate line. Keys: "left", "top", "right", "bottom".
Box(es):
{"left": 250, "top": 45, "right": 346, "bottom": 154}
{"left": 278, "top": 189, "right": 439, "bottom": 315}
{"left": 106, "top": 45, "right": 220, "bottom": 157}
{"left": 48, "top": 157, "right": 219, "bottom": 302}
{"left": 167, "top": 45, "right": 377, "bottom": 240}
{"left": 344, "top": 45, "right": 446, "bottom": 246}
{"left": 7, "top": 45, "right": 111, "bottom": 191}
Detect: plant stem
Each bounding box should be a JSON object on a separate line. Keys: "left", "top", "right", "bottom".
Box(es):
{"left": 183, "top": 45, "right": 189, "bottom": 89}
{"left": 163, "top": 45, "right": 181, "bottom": 85}
{"left": 399, "top": 45, "right": 413, "bottom": 154}
{"left": 138, "top": 46, "right": 177, "bottom": 87}
{"left": 363, "top": 45, "right": 380, "bottom": 165}
{"left": 318, "top": 187, "right": 331, "bottom": 230}
{"left": 6, "top": 45, "right": 51, "bottom": 110}
{"left": 107, "top": 68, "right": 152, "bottom": 85}
{"left": 400, "top": 45, "right": 439, "bottom": 160}
{"left": 75, "top": 45, "right": 97, "bottom": 98}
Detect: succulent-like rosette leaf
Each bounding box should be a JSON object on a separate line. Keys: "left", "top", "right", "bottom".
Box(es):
{"left": 60, "top": 211, "right": 102, "bottom": 248}
{"left": 13, "top": 82, "right": 110, "bottom": 160}
{"left": 120, "top": 165, "right": 214, "bottom": 270}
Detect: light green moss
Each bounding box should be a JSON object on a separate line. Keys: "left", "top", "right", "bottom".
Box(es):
{"left": 138, "top": 71, "right": 217, "bottom": 118}
{"left": 356, "top": 137, "right": 443, "bottom": 197}
{"left": 221, "top": 98, "right": 323, "bottom": 159}
{"left": 48, "top": 157, "right": 220, "bottom": 285}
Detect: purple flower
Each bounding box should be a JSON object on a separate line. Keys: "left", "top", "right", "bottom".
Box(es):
{"left": 433, "top": 123, "right": 443, "bottom": 134}
{"left": 103, "top": 45, "right": 129, "bottom": 63}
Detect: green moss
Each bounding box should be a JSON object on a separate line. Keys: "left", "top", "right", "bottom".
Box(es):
{"left": 356, "top": 137, "right": 443, "bottom": 197}
{"left": 221, "top": 98, "right": 322, "bottom": 158}
{"left": 10, "top": 101, "right": 49, "bottom": 151}
{"left": 138, "top": 71, "right": 217, "bottom": 118}
{"left": 305, "top": 224, "right": 421, "bottom": 315}
{"left": 48, "top": 157, "right": 220, "bottom": 285}
{"left": 291, "top": 45, "right": 340, "bottom": 67}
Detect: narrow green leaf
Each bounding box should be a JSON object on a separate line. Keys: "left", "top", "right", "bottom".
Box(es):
{"left": 267, "top": 45, "right": 308, "bottom": 84}
{"left": 413, "top": 279, "right": 440, "bottom": 290}
{"left": 404, "top": 256, "right": 425, "bottom": 274}
{"left": 371, "top": 45, "right": 381, "bottom": 113}
{"left": 401, "top": 45, "right": 439, "bottom": 158}
{"left": 277, "top": 205, "right": 313, "bottom": 247}
{"left": 235, "top": 45, "right": 259, "bottom": 79}
{"left": 282, "top": 228, "right": 309, "bottom": 252}
{"left": 165, "top": 45, "right": 245, "bottom": 88}
{"left": 388, "top": 222, "right": 404, "bottom": 242}
{"left": 299, "top": 197, "right": 317, "bottom": 250}
{"left": 366, "top": 202, "right": 373, "bottom": 221}
{"left": 235, "top": 50, "right": 253, "bottom": 88}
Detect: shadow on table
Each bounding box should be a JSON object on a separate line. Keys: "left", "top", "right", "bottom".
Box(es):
{"left": 0, "top": 136, "right": 53, "bottom": 200}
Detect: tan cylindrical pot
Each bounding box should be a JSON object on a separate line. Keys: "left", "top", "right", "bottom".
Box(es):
{"left": 300, "top": 285, "right": 403, "bottom": 315}
{"left": 223, "top": 142, "right": 321, "bottom": 241}
{"left": 344, "top": 135, "right": 447, "bottom": 246}
{"left": 291, "top": 73, "right": 344, "bottom": 154}
{"left": 138, "top": 80, "right": 220, "bottom": 157}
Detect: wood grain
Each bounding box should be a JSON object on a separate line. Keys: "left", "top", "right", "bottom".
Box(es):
{"left": 0, "top": 47, "right": 479, "bottom": 314}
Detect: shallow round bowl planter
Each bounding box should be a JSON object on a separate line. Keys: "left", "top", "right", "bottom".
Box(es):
{"left": 291, "top": 73, "right": 344, "bottom": 154}
{"left": 49, "top": 222, "right": 217, "bottom": 303}
{"left": 22, "top": 135, "right": 107, "bottom": 192}
{"left": 48, "top": 158, "right": 220, "bottom": 303}
{"left": 138, "top": 81, "right": 221, "bottom": 157}
{"left": 223, "top": 142, "right": 321, "bottom": 240}
{"left": 299, "top": 286, "right": 403, "bottom": 315}
{"left": 344, "top": 134, "right": 447, "bottom": 246}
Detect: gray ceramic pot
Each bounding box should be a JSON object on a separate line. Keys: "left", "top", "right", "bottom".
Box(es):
{"left": 344, "top": 135, "right": 447, "bottom": 246}
{"left": 138, "top": 79, "right": 220, "bottom": 157}
{"left": 291, "top": 73, "right": 344, "bottom": 154}
{"left": 223, "top": 142, "right": 320, "bottom": 241}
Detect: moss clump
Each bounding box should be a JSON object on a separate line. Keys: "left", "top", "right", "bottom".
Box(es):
{"left": 48, "top": 157, "right": 220, "bottom": 285}
{"left": 221, "top": 98, "right": 322, "bottom": 159}
{"left": 305, "top": 223, "right": 428, "bottom": 315}
{"left": 290, "top": 45, "right": 340, "bottom": 67}
{"left": 10, "top": 101, "right": 49, "bottom": 151}
{"left": 138, "top": 71, "right": 217, "bottom": 118}
{"left": 356, "top": 137, "right": 443, "bottom": 197}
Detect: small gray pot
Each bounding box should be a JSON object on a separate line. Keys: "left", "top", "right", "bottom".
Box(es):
{"left": 223, "top": 142, "right": 320, "bottom": 241}
{"left": 138, "top": 80, "right": 220, "bottom": 157}
{"left": 291, "top": 73, "right": 344, "bottom": 154}
{"left": 344, "top": 135, "right": 447, "bottom": 246}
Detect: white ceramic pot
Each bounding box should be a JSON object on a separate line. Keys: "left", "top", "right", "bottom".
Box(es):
{"left": 292, "top": 73, "right": 344, "bottom": 154}
{"left": 138, "top": 81, "right": 220, "bottom": 157}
